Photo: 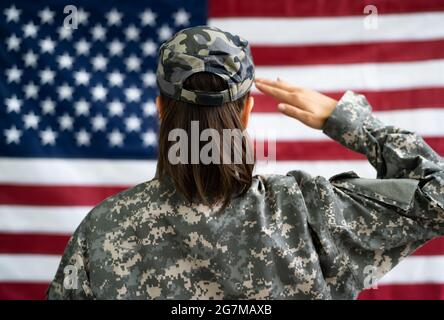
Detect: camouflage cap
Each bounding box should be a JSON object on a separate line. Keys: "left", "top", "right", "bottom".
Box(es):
{"left": 156, "top": 25, "right": 255, "bottom": 106}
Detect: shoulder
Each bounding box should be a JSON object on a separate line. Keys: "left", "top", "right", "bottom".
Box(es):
{"left": 251, "top": 170, "right": 347, "bottom": 206}
{"left": 250, "top": 170, "right": 320, "bottom": 199}
{"left": 75, "top": 178, "right": 165, "bottom": 235}
{"left": 253, "top": 170, "right": 318, "bottom": 189}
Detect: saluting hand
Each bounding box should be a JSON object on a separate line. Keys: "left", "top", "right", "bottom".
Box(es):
{"left": 255, "top": 78, "right": 338, "bottom": 130}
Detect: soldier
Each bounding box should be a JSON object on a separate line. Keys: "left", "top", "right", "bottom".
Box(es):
{"left": 47, "top": 26, "right": 444, "bottom": 299}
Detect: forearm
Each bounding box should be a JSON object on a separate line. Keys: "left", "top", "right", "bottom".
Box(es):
{"left": 322, "top": 90, "right": 443, "bottom": 179}
{"left": 322, "top": 90, "right": 444, "bottom": 217}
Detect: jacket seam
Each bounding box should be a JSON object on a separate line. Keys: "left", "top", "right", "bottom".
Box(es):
{"left": 312, "top": 176, "right": 362, "bottom": 291}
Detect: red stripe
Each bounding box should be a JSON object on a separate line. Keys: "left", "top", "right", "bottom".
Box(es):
{"left": 264, "top": 140, "right": 366, "bottom": 161}
{"left": 210, "top": 0, "right": 444, "bottom": 17}
{"left": 252, "top": 88, "right": 444, "bottom": 112}
{"left": 358, "top": 283, "right": 444, "bottom": 300}
{"left": 259, "top": 137, "right": 444, "bottom": 161}
{"left": 0, "top": 185, "right": 127, "bottom": 206}
{"left": 0, "top": 233, "right": 70, "bottom": 255}
{"left": 252, "top": 40, "right": 444, "bottom": 66}
{"left": 0, "top": 282, "right": 49, "bottom": 300}
{"left": 413, "top": 237, "right": 444, "bottom": 256}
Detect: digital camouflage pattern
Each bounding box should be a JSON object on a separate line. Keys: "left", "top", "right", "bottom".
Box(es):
{"left": 47, "top": 91, "right": 444, "bottom": 299}
{"left": 156, "top": 26, "right": 255, "bottom": 105}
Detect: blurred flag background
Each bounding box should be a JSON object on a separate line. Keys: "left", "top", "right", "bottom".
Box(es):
{"left": 1, "top": 0, "right": 444, "bottom": 299}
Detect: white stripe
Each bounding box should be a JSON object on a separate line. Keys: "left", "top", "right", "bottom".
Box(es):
{"left": 209, "top": 12, "right": 444, "bottom": 45}
{"left": 0, "top": 158, "right": 157, "bottom": 185}
{"left": 378, "top": 256, "right": 444, "bottom": 285}
{"left": 0, "top": 158, "right": 376, "bottom": 187}
{"left": 250, "top": 108, "right": 444, "bottom": 141}
{"left": 253, "top": 60, "right": 444, "bottom": 92}
{"left": 1, "top": 254, "right": 443, "bottom": 284}
{"left": 0, "top": 206, "right": 89, "bottom": 234}
{"left": 255, "top": 160, "right": 376, "bottom": 178}
{"left": 0, "top": 254, "right": 60, "bottom": 282}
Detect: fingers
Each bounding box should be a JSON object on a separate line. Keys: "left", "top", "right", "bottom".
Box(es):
{"left": 255, "top": 77, "right": 300, "bottom": 93}
{"left": 277, "top": 103, "right": 319, "bottom": 129}
{"left": 256, "top": 80, "right": 311, "bottom": 112}
{"left": 255, "top": 77, "right": 326, "bottom": 129}
{"left": 255, "top": 81, "right": 294, "bottom": 104}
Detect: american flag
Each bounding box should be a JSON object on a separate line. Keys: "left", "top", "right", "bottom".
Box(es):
{"left": 1, "top": 0, "right": 444, "bottom": 300}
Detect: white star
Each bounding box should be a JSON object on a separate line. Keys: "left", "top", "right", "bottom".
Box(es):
{"left": 4, "top": 126, "right": 22, "bottom": 144}
{"left": 106, "top": 9, "right": 122, "bottom": 26}
{"left": 108, "top": 71, "right": 124, "bottom": 87}
{"left": 5, "top": 66, "right": 22, "bottom": 83}
{"left": 24, "top": 82, "right": 39, "bottom": 99}
{"left": 91, "top": 24, "right": 106, "bottom": 41}
{"left": 108, "top": 100, "right": 124, "bottom": 116}
{"left": 141, "top": 131, "right": 157, "bottom": 146}
{"left": 23, "top": 50, "right": 38, "bottom": 67}
{"left": 74, "top": 69, "right": 90, "bottom": 85}
{"left": 58, "top": 113, "right": 74, "bottom": 130}
{"left": 23, "top": 112, "right": 40, "bottom": 129}
{"left": 39, "top": 7, "right": 55, "bottom": 24}
{"left": 125, "top": 55, "right": 141, "bottom": 72}
{"left": 5, "top": 95, "right": 22, "bottom": 113}
{"left": 141, "top": 40, "right": 157, "bottom": 56}
{"left": 57, "top": 53, "right": 74, "bottom": 69}
{"left": 58, "top": 83, "right": 73, "bottom": 100}
{"left": 143, "top": 100, "right": 157, "bottom": 116}
{"left": 125, "top": 114, "right": 142, "bottom": 132}
{"left": 75, "top": 39, "right": 90, "bottom": 55}
{"left": 41, "top": 98, "right": 56, "bottom": 114}
{"left": 91, "top": 54, "right": 108, "bottom": 71}
{"left": 58, "top": 26, "right": 73, "bottom": 40}
{"left": 23, "top": 22, "right": 38, "bottom": 38}
{"left": 91, "top": 114, "right": 107, "bottom": 131}
{"left": 77, "top": 8, "right": 89, "bottom": 25}
{"left": 40, "top": 127, "right": 57, "bottom": 145}
{"left": 173, "top": 9, "right": 190, "bottom": 26}
{"left": 108, "top": 39, "right": 124, "bottom": 56}
{"left": 158, "top": 25, "right": 173, "bottom": 41}
{"left": 75, "top": 99, "right": 90, "bottom": 116}
{"left": 6, "top": 34, "right": 21, "bottom": 51}
{"left": 142, "top": 71, "right": 156, "bottom": 87}
{"left": 108, "top": 129, "right": 124, "bottom": 147}
{"left": 39, "top": 37, "right": 56, "bottom": 53}
{"left": 124, "top": 25, "right": 139, "bottom": 41}
{"left": 91, "top": 84, "right": 107, "bottom": 101}
{"left": 125, "top": 86, "right": 141, "bottom": 102}
{"left": 39, "top": 68, "right": 55, "bottom": 85}
{"left": 140, "top": 9, "right": 156, "bottom": 26}
{"left": 4, "top": 5, "right": 21, "bottom": 23}
{"left": 75, "top": 129, "right": 91, "bottom": 146}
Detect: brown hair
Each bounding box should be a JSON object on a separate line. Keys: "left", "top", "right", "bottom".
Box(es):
{"left": 157, "top": 72, "right": 254, "bottom": 209}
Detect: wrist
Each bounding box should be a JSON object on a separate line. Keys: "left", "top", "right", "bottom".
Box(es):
{"left": 321, "top": 91, "right": 375, "bottom": 148}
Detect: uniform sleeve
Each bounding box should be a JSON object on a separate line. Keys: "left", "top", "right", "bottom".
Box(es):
{"left": 46, "top": 218, "right": 94, "bottom": 300}
{"left": 290, "top": 90, "right": 444, "bottom": 298}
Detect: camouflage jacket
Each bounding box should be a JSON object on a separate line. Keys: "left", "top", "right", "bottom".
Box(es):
{"left": 47, "top": 91, "right": 444, "bottom": 300}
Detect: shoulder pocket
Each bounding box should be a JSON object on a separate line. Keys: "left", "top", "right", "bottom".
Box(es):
{"left": 330, "top": 172, "right": 419, "bottom": 212}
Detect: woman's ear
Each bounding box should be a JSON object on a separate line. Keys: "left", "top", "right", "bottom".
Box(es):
{"left": 155, "top": 96, "right": 162, "bottom": 119}
{"left": 241, "top": 96, "right": 254, "bottom": 128}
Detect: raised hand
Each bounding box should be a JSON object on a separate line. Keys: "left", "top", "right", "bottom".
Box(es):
{"left": 255, "top": 78, "right": 338, "bottom": 130}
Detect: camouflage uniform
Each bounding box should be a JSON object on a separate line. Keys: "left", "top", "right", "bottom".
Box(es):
{"left": 47, "top": 90, "right": 444, "bottom": 300}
